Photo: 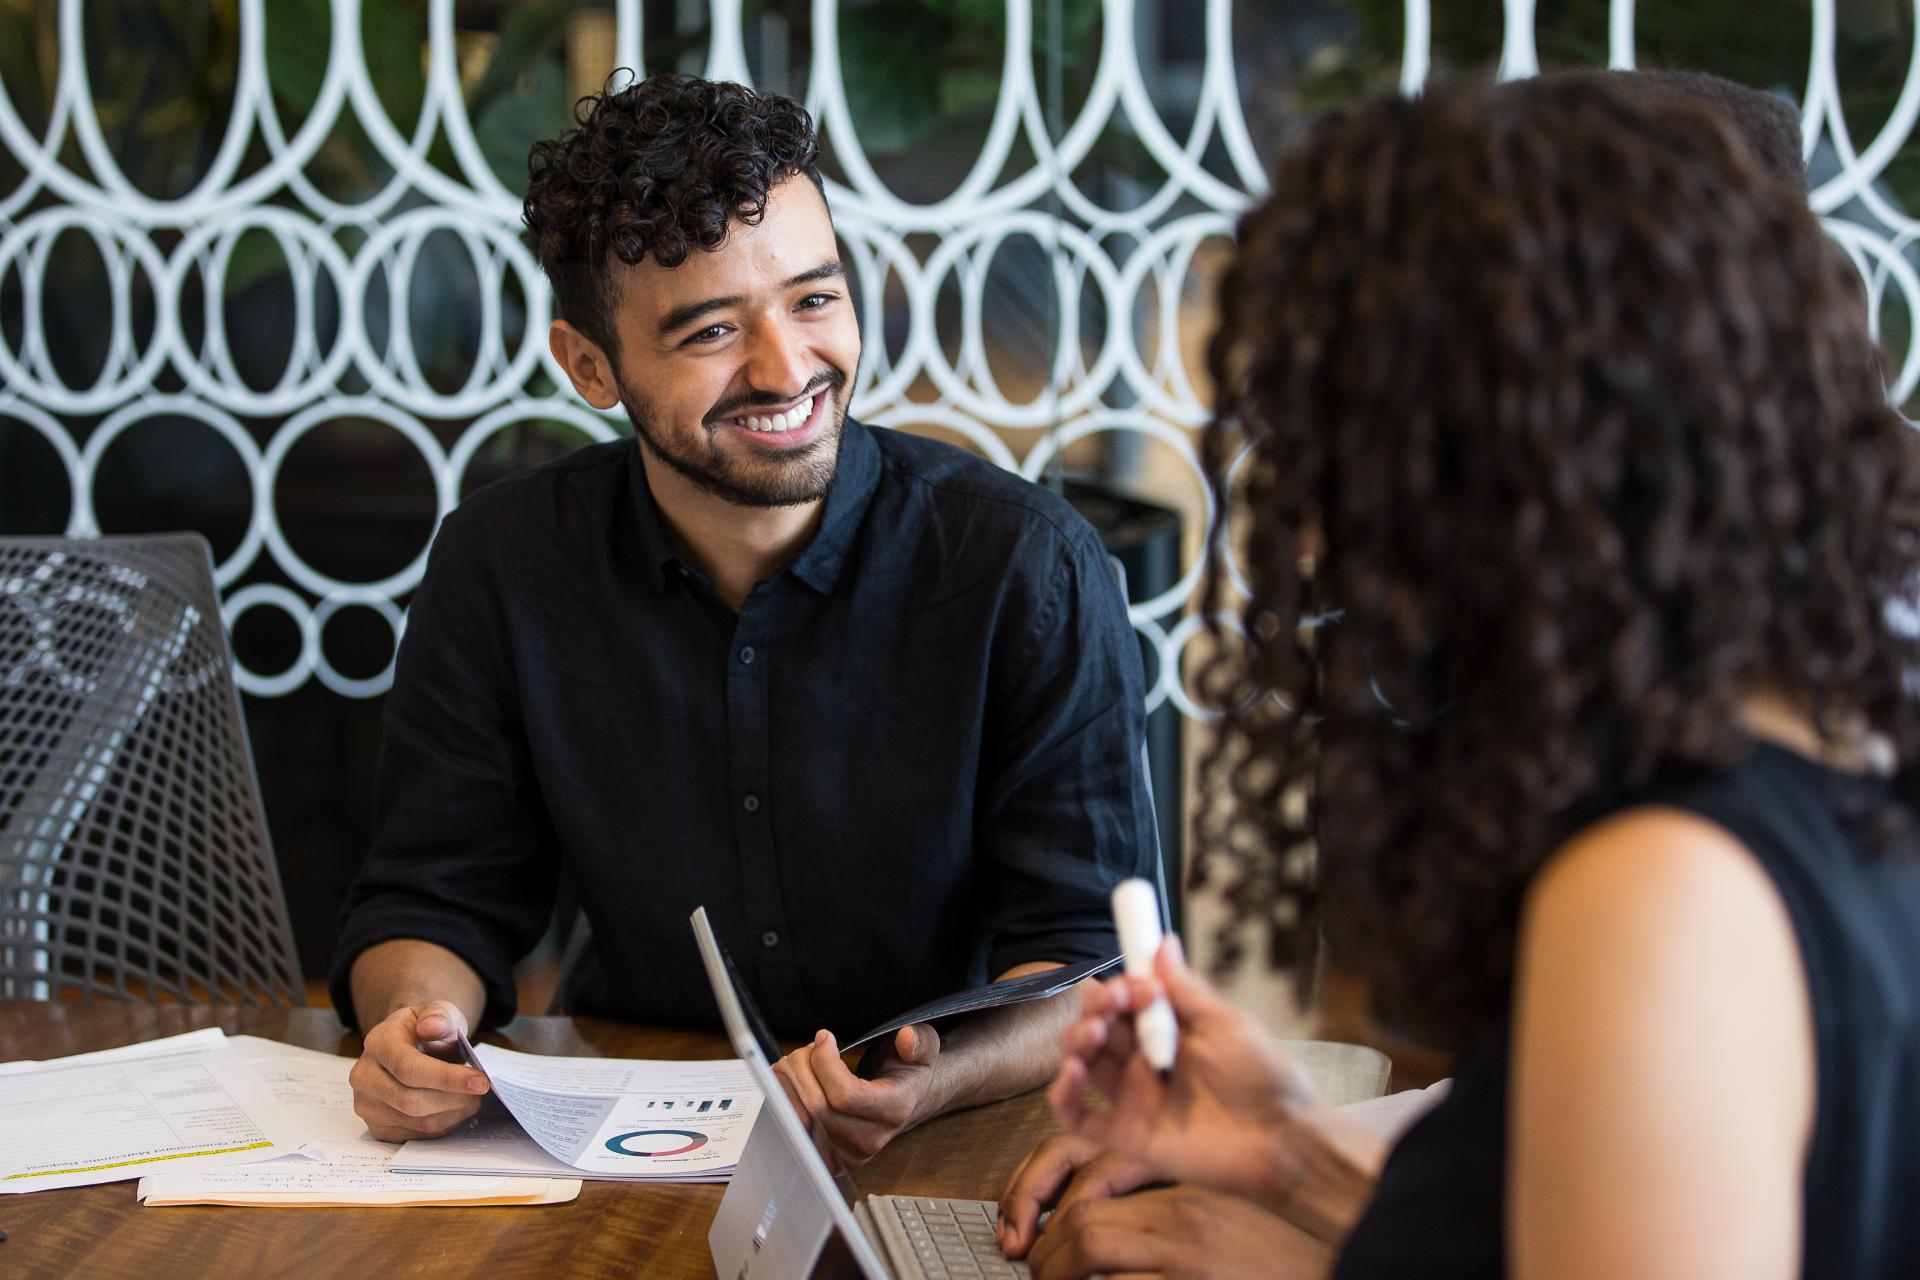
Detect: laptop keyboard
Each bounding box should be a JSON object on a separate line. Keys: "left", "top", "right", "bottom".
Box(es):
{"left": 870, "top": 1195, "right": 1029, "bottom": 1279}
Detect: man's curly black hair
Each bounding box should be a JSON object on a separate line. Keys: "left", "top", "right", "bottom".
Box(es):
{"left": 522, "top": 73, "right": 825, "bottom": 359}
{"left": 1194, "top": 78, "right": 1920, "bottom": 1047}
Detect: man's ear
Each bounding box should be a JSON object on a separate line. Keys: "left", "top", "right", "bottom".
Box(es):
{"left": 549, "top": 320, "right": 621, "bottom": 410}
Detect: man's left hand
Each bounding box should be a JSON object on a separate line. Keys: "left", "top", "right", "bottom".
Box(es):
{"left": 772, "top": 1023, "right": 944, "bottom": 1167}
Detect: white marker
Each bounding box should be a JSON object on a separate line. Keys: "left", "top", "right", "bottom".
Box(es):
{"left": 1110, "top": 878, "right": 1178, "bottom": 1075}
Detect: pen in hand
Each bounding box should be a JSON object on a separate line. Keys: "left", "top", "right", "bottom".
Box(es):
{"left": 1110, "top": 878, "right": 1179, "bottom": 1077}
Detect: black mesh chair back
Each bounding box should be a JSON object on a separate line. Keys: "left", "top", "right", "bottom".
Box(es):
{"left": 0, "top": 534, "right": 304, "bottom": 1004}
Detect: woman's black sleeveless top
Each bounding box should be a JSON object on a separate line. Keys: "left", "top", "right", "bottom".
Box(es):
{"left": 1333, "top": 743, "right": 1920, "bottom": 1279}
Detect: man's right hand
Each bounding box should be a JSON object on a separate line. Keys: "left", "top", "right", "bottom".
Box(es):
{"left": 349, "top": 999, "right": 492, "bottom": 1141}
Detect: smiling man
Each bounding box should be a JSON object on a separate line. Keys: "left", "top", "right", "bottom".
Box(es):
{"left": 330, "top": 74, "right": 1157, "bottom": 1165}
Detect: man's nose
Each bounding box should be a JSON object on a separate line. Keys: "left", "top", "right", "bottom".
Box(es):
{"left": 742, "top": 316, "right": 814, "bottom": 401}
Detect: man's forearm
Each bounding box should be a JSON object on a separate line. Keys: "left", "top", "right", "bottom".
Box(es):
{"left": 913, "top": 962, "right": 1082, "bottom": 1123}
{"left": 349, "top": 938, "right": 487, "bottom": 1031}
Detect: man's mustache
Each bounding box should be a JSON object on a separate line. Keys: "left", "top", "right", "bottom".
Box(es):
{"left": 705, "top": 369, "right": 844, "bottom": 426}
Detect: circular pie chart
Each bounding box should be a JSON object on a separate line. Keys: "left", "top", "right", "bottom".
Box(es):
{"left": 605, "top": 1129, "right": 710, "bottom": 1157}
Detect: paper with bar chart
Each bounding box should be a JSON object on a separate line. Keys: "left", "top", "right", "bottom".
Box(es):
{"left": 391, "top": 1037, "right": 761, "bottom": 1182}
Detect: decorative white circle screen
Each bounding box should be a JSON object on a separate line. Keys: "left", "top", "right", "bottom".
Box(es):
{"left": 0, "top": 1, "right": 1911, "bottom": 709}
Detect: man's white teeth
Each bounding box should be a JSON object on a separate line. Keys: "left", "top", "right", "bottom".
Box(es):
{"left": 742, "top": 394, "right": 814, "bottom": 433}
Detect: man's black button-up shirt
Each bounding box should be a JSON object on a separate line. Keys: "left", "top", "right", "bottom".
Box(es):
{"left": 329, "top": 420, "right": 1157, "bottom": 1037}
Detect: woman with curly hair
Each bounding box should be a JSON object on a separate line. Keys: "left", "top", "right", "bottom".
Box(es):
{"left": 997, "top": 76, "right": 1920, "bottom": 1279}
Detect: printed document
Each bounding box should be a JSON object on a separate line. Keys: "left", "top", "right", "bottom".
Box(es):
{"left": 137, "top": 1139, "right": 577, "bottom": 1207}
{"left": 136, "top": 1038, "right": 580, "bottom": 1207}
{"left": 392, "top": 1037, "right": 760, "bottom": 1182}
{"left": 0, "top": 1032, "right": 299, "bottom": 1193}
{"left": 0, "top": 1027, "right": 227, "bottom": 1075}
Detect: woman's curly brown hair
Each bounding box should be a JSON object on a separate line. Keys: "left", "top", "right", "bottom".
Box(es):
{"left": 1194, "top": 78, "right": 1920, "bottom": 1047}
{"left": 521, "top": 73, "right": 823, "bottom": 358}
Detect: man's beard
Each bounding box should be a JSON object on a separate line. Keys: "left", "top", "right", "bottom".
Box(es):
{"left": 617, "top": 369, "right": 848, "bottom": 509}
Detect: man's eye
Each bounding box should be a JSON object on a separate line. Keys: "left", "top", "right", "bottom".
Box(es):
{"left": 687, "top": 325, "right": 729, "bottom": 345}
{"left": 797, "top": 293, "right": 835, "bottom": 310}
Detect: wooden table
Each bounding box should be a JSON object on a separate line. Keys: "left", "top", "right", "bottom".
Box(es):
{"left": 0, "top": 1003, "right": 1057, "bottom": 1279}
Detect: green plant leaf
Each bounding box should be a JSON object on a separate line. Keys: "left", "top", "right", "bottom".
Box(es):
{"left": 361, "top": 0, "right": 427, "bottom": 137}
{"left": 476, "top": 58, "right": 568, "bottom": 189}
{"left": 466, "top": 0, "right": 569, "bottom": 115}
{"left": 264, "top": 0, "right": 331, "bottom": 115}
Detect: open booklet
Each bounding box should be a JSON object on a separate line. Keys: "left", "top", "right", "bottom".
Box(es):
{"left": 390, "top": 1035, "right": 763, "bottom": 1183}
{"left": 839, "top": 953, "right": 1121, "bottom": 1051}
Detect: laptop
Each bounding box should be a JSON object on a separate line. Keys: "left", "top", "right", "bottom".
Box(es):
{"left": 693, "top": 907, "right": 1030, "bottom": 1280}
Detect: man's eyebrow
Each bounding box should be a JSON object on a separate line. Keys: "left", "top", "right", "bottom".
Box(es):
{"left": 657, "top": 293, "right": 743, "bottom": 340}
{"left": 784, "top": 260, "right": 845, "bottom": 289}
{"left": 652, "top": 261, "right": 844, "bottom": 340}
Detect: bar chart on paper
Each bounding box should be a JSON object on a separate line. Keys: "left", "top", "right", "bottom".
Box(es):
{"left": 641, "top": 1095, "right": 739, "bottom": 1113}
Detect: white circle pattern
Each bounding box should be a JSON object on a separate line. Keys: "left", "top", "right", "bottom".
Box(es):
{"left": 0, "top": 0, "right": 1914, "bottom": 700}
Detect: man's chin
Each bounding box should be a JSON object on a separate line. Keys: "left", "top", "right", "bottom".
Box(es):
{"left": 629, "top": 387, "right": 846, "bottom": 509}
{"left": 732, "top": 457, "right": 840, "bottom": 510}
{"left": 657, "top": 442, "right": 838, "bottom": 510}
{"left": 716, "top": 413, "right": 844, "bottom": 508}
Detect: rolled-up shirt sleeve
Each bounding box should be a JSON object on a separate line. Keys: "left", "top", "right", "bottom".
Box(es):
{"left": 327, "top": 509, "right": 557, "bottom": 1030}
{"left": 977, "top": 526, "right": 1158, "bottom": 977}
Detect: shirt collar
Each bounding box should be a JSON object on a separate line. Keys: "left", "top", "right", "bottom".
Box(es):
{"left": 788, "top": 417, "right": 881, "bottom": 595}
{"left": 626, "top": 445, "right": 682, "bottom": 593}
{"left": 625, "top": 418, "right": 882, "bottom": 596}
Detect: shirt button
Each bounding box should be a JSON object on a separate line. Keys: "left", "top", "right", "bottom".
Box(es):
{"left": 742, "top": 793, "right": 760, "bottom": 812}
{"left": 739, "top": 645, "right": 755, "bottom": 664}
{"left": 760, "top": 930, "right": 780, "bottom": 948}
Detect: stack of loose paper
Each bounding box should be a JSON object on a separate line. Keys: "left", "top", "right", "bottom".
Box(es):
{"left": 0, "top": 1029, "right": 301, "bottom": 1193}
{"left": 135, "top": 1037, "right": 581, "bottom": 1208}
{"left": 391, "top": 1036, "right": 761, "bottom": 1183}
